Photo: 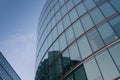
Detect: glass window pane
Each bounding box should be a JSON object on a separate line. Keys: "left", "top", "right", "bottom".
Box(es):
{"left": 48, "top": 33, "right": 53, "bottom": 47}
{"left": 47, "top": 23, "right": 52, "bottom": 33}
{"left": 69, "top": 42, "right": 81, "bottom": 64}
{"left": 76, "top": 3, "right": 86, "bottom": 16}
{"left": 84, "top": 0, "right": 95, "bottom": 10}
{"left": 61, "top": 5, "right": 68, "bottom": 17}
{"left": 66, "top": 0, "right": 74, "bottom": 11}
{"left": 72, "top": 20, "right": 84, "bottom": 38}
{"left": 90, "top": 8, "right": 105, "bottom": 24}
{"left": 59, "top": 0, "right": 65, "bottom": 7}
{"left": 77, "top": 36, "right": 92, "bottom": 59}
{"left": 54, "top": 3, "right": 60, "bottom": 13}
{"left": 48, "top": 51, "right": 61, "bottom": 80}
{"left": 74, "top": 64, "right": 87, "bottom": 80}
{"left": 96, "top": 50, "right": 119, "bottom": 80}
{"left": 53, "top": 40, "right": 60, "bottom": 51}
{"left": 94, "top": 0, "right": 104, "bottom": 3}
{"left": 50, "top": 8, "right": 55, "bottom": 19}
{"left": 98, "top": 22, "right": 118, "bottom": 44}
{"left": 62, "top": 50, "right": 71, "bottom": 73}
{"left": 59, "top": 33, "right": 67, "bottom": 51}
{"left": 84, "top": 58, "right": 103, "bottom": 80}
{"left": 109, "top": 0, "right": 120, "bottom": 11}
{"left": 109, "top": 15, "right": 120, "bottom": 37}
{"left": 57, "top": 21, "right": 64, "bottom": 35}
{"left": 52, "top": 27, "right": 58, "bottom": 41}
{"left": 63, "top": 15, "right": 71, "bottom": 29}
{"left": 69, "top": 9, "right": 78, "bottom": 23}
{"left": 109, "top": 42, "right": 120, "bottom": 71}
{"left": 56, "top": 11, "right": 62, "bottom": 22}
{"left": 66, "top": 27, "right": 75, "bottom": 44}
{"left": 87, "top": 29, "right": 104, "bottom": 51}
{"left": 0, "top": 66, "right": 12, "bottom": 80}
{"left": 72, "top": 0, "right": 81, "bottom": 5}
{"left": 64, "top": 73, "right": 74, "bottom": 80}
{"left": 64, "top": 0, "right": 68, "bottom": 2}
{"left": 54, "top": 56, "right": 63, "bottom": 79}
{"left": 99, "top": 2, "right": 116, "bottom": 17}
{"left": 81, "top": 14, "right": 94, "bottom": 31}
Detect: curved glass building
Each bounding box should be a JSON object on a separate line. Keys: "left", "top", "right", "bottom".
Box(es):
{"left": 35, "top": 0, "right": 120, "bottom": 80}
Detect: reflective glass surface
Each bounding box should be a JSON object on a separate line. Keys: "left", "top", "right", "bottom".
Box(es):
{"left": 69, "top": 42, "right": 81, "bottom": 61}
{"left": 66, "top": 27, "right": 75, "bottom": 44}
{"left": 81, "top": 14, "right": 94, "bottom": 31}
{"left": 99, "top": 2, "right": 116, "bottom": 17}
{"left": 84, "top": 58, "right": 103, "bottom": 80}
{"left": 109, "top": 0, "right": 120, "bottom": 11}
{"left": 72, "top": 20, "right": 84, "bottom": 38}
{"left": 76, "top": 3, "right": 86, "bottom": 16}
{"left": 66, "top": 0, "right": 74, "bottom": 11}
{"left": 0, "top": 53, "right": 21, "bottom": 80}
{"left": 72, "top": 0, "right": 80, "bottom": 5}
{"left": 63, "top": 15, "right": 71, "bottom": 29}
{"left": 109, "top": 15, "right": 120, "bottom": 37}
{"left": 87, "top": 29, "right": 104, "bottom": 51}
{"left": 98, "top": 22, "right": 118, "bottom": 44}
{"left": 59, "top": 33, "right": 67, "bottom": 51}
{"left": 69, "top": 9, "right": 78, "bottom": 23}
{"left": 109, "top": 42, "right": 120, "bottom": 71}
{"left": 96, "top": 50, "right": 119, "bottom": 80}
{"left": 84, "top": 0, "right": 95, "bottom": 10}
{"left": 77, "top": 36, "right": 92, "bottom": 59}
{"left": 74, "top": 65, "right": 87, "bottom": 80}
{"left": 36, "top": 0, "right": 120, "bottom": 80}
{"left": 90, "top": 8, "right": 105, "bottom": 24}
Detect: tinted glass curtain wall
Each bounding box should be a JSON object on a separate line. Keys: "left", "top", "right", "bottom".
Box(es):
{"left": 35, "top": 0, "right": 120, "bottom": 80}
{"left": 0, "top": 52, "right": 21, "bottom": 80}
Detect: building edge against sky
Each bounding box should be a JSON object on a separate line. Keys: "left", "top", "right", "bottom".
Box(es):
{"left": 0, "top": 52, "right": 21, "bottom": 80}
{"left": 36, "top": 0, "right": 120, "bottom": 80}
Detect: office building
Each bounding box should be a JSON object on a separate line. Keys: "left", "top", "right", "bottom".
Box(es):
{"left": 0, "top": 52, "right": 21, "bottom": 80}
{"left": 36, "top": 0, "right": 120, "bottom": 80}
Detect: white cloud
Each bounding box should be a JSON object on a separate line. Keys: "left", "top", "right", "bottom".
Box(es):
{"left": 0, "top": 32, "right": 36, "bottom": 80}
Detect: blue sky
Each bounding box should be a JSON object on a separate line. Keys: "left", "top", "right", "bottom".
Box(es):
{"left": 0, "top": 0, "right": 46, "bottom": 80}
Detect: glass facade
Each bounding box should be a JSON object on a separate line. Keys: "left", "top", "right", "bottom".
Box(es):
{"left": 0, "top": 52, "right": 21, "bottom": 80}
{"left": 36, "top": 0, "right": 120, "bottom": 80}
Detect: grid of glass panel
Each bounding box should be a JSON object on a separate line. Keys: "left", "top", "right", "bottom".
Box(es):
{"left": 0, "top": 52, "right": 21, "bottom": 80}
{"left": 36, "top": 0, "right": 120, "bottom": 80}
